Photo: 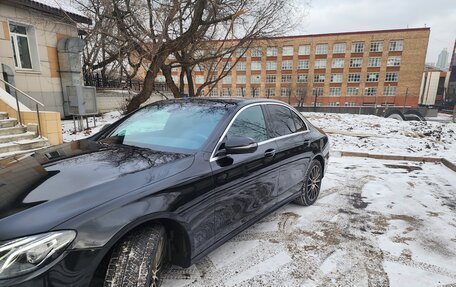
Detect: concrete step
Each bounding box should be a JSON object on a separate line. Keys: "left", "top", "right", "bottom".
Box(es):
{"left": 0, "top": 118, "right": 18, "bottom": 128}
{"left": 0, "top": 138, "right": 49, "bottom": 155}
{"left": 0, "top": 132, "right": 36, "bottom": 144}
{"left": 0, "top": 126, "right": 26, "bottom": 136}
{"left": 0, "top": 112, "right": 8, "bottom": 120}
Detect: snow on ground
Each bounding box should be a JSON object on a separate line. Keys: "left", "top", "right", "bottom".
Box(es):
{"left": 61, "top": 111, "right": 121, "bottom": 142}
{"left": 303, "top": 112, "right": 456, "bottom": 163}
{"left": 161, "top": 156, "right": 456, "bottom": 286}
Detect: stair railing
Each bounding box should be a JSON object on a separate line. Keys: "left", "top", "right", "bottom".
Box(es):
{"left": 0, "top": 78, "right": 45, "bottom": 138}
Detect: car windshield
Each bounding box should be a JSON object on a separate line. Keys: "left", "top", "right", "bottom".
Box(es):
{"left": 100, "top": 102, "right": 230, "bottom": 152}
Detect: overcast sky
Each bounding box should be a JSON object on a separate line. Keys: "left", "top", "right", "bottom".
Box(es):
{"left": 292, "top": 0, "right": 455, "bottom": 63}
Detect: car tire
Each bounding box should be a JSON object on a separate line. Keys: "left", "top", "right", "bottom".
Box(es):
{"left": 104, "top": 225, "right": 167, "bottom": 287}
{"left": 294, "top": 160, "right": 322, "bottom": 206}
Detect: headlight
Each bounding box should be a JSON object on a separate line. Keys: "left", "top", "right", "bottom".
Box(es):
{"left": 0, "top": 230, "right": 76, "bottom": 279}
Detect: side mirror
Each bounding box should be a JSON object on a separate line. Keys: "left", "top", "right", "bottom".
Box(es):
{"left": 224, "top": 136, "right": 258, "bottom": 155}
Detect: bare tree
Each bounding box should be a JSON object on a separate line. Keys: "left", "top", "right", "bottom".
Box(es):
{"left": 77, "top": 0, "right": 302, "bottom": 113}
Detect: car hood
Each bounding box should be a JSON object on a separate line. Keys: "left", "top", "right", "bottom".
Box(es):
{"left": 0, "top": 140, "right": 193, "bottom": 240}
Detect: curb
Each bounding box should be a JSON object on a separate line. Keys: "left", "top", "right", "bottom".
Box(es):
{"left": 335, "top": 151, "right": 456, "bottom": 172}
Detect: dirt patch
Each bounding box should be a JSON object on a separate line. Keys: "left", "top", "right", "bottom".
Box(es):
{"left": 384, "top": 164, "right": 423, "bottom": 172}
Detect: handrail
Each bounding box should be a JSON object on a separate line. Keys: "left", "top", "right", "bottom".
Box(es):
{"left": 0, "top": 78, "right": 44, "bottom": 138}
{"left": 0, "top": 78, "right": 45, "bottom": 106}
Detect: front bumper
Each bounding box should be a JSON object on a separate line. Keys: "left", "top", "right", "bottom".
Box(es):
{"left": 0, "top": 249, "right": 102, "bottom": 287}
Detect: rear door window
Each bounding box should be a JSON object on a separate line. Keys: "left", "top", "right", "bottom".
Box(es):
{"left": 266, "top": 105, "right": 297, "bottom": 137}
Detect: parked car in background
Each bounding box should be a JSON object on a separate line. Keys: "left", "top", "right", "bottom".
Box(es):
{"left": 0, "top": 98, "right": 329, "bottom": 287}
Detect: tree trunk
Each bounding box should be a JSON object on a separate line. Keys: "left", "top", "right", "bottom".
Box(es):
{"left": 162, "top": 65, "right": 181, "bottom": 98}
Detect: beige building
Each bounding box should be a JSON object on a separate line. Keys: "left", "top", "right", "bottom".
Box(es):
{"left": 190, "top": 28, "right": 430, "bottom": 107}
{"left": 0, "top": 0, "right": 91, "bottom": 116}
{"left": 0, "top": 0, "right": 91, "bottom": 148}
{"left": 419, "top": 65, "right": 450, "bottom": 106}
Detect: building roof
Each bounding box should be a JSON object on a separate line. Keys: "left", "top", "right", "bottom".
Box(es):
{"left": 6, "top": 0, "right": 91, "bottom": 24}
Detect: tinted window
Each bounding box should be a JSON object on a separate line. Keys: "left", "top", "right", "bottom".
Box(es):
{"left": 227, "top": 106, "right": 268, "bottom": 142}
{"left": 267, "top": 105, "right": 297, "bottom": 137}
{"left": 291, "top": 111, "right": 307, "bottom": 132}
{"left": 102, "top": 103, "right": 228, "bottom": 151}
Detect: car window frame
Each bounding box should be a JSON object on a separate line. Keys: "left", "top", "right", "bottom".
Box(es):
{"left": 210, "top": 102, "right": 309, "bottom": 162}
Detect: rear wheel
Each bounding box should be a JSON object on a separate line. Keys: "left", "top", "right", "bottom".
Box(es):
{"left": 104, "top": 225, "right": 167, "bottom": 287}
{"left": 294, "top": 160, "right": 322, "bottom": 206}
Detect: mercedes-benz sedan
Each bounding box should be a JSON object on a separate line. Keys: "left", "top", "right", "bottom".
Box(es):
{"left": 0, "top": 98, "right": 329, "bottom": 287}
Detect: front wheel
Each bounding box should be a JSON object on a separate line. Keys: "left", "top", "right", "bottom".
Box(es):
{"left": 104, "top": 225, "right": 167, "bottom": 287}
{"left": 294, "top": 160, "right": 322, "bottom": 206}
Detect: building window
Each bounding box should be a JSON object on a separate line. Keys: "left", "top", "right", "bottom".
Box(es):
{"left": 316, "top": 43, "right": 328, "bottom": 55}
{"left": 370, "top": 41, "right": 383, "bottom": 52}
{"left": 251, "top": 47, "right": 262, "bottom": 57}
{"left": 282, "top": 46, "right": 294, "bottom": 56}
{"left": 365, "top": 87, "right": 377, "bottom": 96}
{"left": 297, "top": 74, "right": 308, "bottom": 83}
{"left": 298, "top": 45, "right": 310, "bottom": 55}
{"left": 266, "top": 61, "right": 277, "bottom": 70}
{"left": 281, "top": 87, "right": 290, "bottom": 97}
{"left": 297, "top": 88, "right": 306, "bottom": 97}
{"left": 251, "top": 61, "right": 262, "bottom": 71}
{"left": 9, "top": 23, "right": 34, "bottom": 69}
{"left": 385, "top": 72, "right": 398, "bottom": 82}
{"left": 314, "top": 74, "right": 325, "bottom": 83}
{"left": 351, "top": 42, "right": 364, "bottom": 53}
{"left": 251, "top": 88, "right": 260, "bottom": 97}
{"left": 297, "top": 60, "right": 309, "bottom": 69}
{"left": 315, "top": 59, "right": 327, "bottom": 69}
{"left": 332, "top": 58, "right": 345, "bottom": 68}
{"left": 384, "top": 86, "right": 397, "bottom": 96}
{"left": 236, "top": 88, "right": 244, "bottom": 97}
{"left": 266, "top": 74, "right": 276, "bottom": 83}
{"left": 349, "top": 58, "right": 363, "bottom": 68}
{"left": 281, "top": 74, "right": 292, "bottom": 83}
{"left": 329, "top": 88, "right": 341, "bottom": 96}
{"left": 348, "top": 73, "right": 361, "bottom": 82}
{"left": 345, "top": 102, "right": 356, "bottom": 106}
{"left": 366, "top": 72, "right": 379, "bottom": 82}
{"left": 195, "top": 76, "right": 204, "bottom": 84}
{"left": 282, "top": 60, "right": 293, "bottom": 70}
{"left": 266, "top": 88, "right": 275, "bottom": 97}
{"left": 331, "top": 73, "right": 343, "bottom": 83}
{"left": 389, "top": 40, "right": 404, "bottom": 52}
{"left": 387, "top": 56, "right": 401, "bottom": 66}
{"left": 236, "top": 61, "right": 246, "bottom": 71}
{"left": 347, "top": 87, "right": 359, "bottom": 95}
{"left": 222, "top": 75, "right": 231, "bottom": 84}
{"left": 267, "top": 47, "right": 278, "bottom": 56}
{"left": 222, "top": 88, "right": 231, "bottom": 97}
{"left": 312, "top": 87, "right": 324, "bottom": 96}
{"left": 236, "top": 48, "right": 246, "bottom": 57}
{"left": 209, "top": 88, "right": 219, "bottom": 97}
{"left": 222, "top": 62, "right": 231, "bottom": 71}
{"left": 368, "top": 57, "right": 381, "bottom": 67}
{"left": 328, "top": 102, "right": 340, "bottom": 107}
{"left": 251, "top": 75, "right": 261, "bottom": 83}
{"left": 333, "top": 43, "right": 346, "bottom": 54}
{"left": 236, "top": 75, "right": 246, "bottom": 84}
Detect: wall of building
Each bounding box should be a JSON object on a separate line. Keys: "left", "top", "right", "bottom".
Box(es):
{"left": 164, "top": 28, "right": 429, "bottom": 107}
{"left": 0, "top": 2, "right": 79, "bottom": 116}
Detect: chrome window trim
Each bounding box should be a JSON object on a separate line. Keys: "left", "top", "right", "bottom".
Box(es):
{"left": 210, "top": 102, "right": 310, "bottom": 162}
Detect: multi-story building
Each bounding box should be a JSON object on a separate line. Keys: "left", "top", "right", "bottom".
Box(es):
{"left": 191, "top": 28, "right": 430, "bottom": 107}
{"left": 419, "top": 65, "right": 450, "bottom": 106}
{"left": 436, "top": 48, "right": 449, "bottom": 70}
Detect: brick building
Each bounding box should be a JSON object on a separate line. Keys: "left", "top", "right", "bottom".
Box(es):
{"left": 189, "top": 27, "right": 430, "bottom": 107}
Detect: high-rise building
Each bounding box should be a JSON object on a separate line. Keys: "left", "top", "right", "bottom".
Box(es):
{"left": 446, "top": 41, "right": 456, "bottom": 105}
{"left": 436, "top": 48, "right": 449, "bottom": 70}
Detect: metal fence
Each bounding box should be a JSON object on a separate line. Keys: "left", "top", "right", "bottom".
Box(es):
{"left": 295, "top": 106, "right": 434, "bottom": 117}
{"left": 84, "top": 74, "right": 169, "bottom": 92}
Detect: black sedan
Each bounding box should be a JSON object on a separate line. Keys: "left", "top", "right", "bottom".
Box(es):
{"left": 0, "top": 98, "right": 329, "bottom": 287}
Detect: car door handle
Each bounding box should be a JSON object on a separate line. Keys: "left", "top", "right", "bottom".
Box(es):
{"left": 303, "top": 140, "right": 310, "bottom": 146}
{"left": 264, "top": 149, "right": 276, "bottom": 158}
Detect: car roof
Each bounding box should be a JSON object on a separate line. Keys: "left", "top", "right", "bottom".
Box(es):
{"left": 157, "top": 97, "right": 288, "bottom": 108}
